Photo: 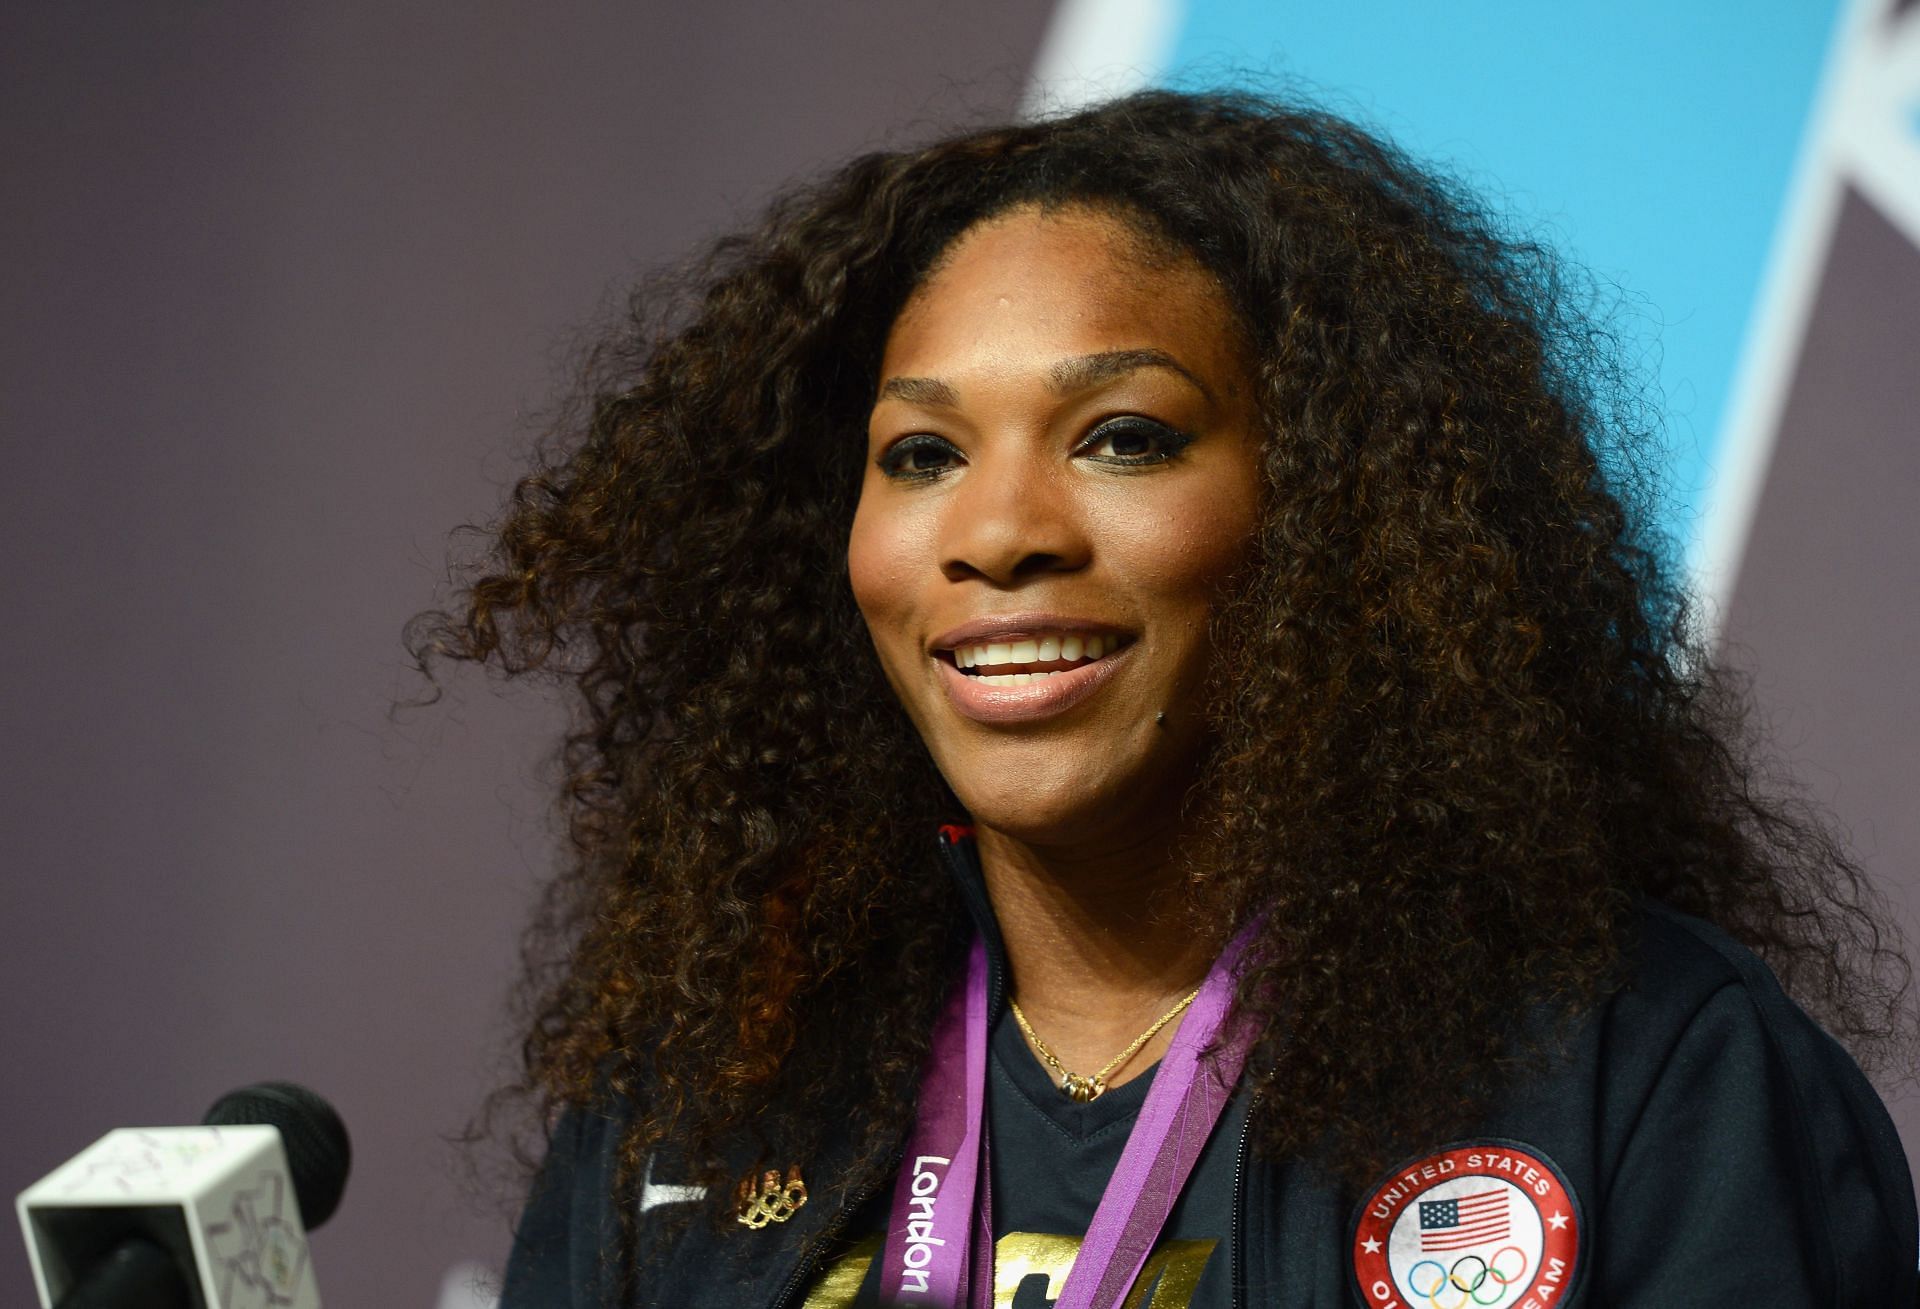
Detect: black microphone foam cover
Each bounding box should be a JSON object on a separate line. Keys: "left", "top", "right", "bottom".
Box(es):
{"left": 201, "top": 1081, "right": 352, "bottom": 1228}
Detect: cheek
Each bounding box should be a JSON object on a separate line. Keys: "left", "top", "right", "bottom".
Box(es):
{"left": 1110, "top": 477, "right": 1261, "bottom": 618}
{"left": 847, "top": 492, "right": 923, "bottom": 672}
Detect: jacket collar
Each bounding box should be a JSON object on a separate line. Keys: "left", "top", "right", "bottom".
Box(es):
{"left": 935, "top": 824, "right": 1010, "bottom": 1024}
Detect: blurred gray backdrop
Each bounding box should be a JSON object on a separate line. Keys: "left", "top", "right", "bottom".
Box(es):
{"left": 0, "top": 4, "right": 1051, "bottom": 1303}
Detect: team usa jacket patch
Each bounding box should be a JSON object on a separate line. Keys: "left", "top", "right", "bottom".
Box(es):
{"left": 1350, "top": 1142, "right": 1583, "bottom": 1309}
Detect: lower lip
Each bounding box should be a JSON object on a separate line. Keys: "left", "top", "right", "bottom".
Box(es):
{"left": 935, "top": 644, "right": 1134, "bottom": 725}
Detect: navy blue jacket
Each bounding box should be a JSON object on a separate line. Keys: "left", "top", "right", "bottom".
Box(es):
{"left": 502, "top": 835, "right": 1918, "bottom": 1307}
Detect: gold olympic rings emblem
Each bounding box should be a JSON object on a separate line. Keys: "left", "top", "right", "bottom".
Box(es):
{"left": 735, "top": 1164, "right": 810, "bottom": 1228}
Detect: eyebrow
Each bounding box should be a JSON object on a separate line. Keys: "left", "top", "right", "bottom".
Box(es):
{"left": 875, "top": 375, "right": 960, "bottom": 407}
{"left": 875, "top": 348, "right": 1214, "bottom": 409}
{"left": 1049, "top": 348, "right": 1215, "bottom": 404}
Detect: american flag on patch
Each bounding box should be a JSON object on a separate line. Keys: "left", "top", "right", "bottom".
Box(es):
{"left": 1419, "top": 1190, "right": 1509, "bottom": 1252}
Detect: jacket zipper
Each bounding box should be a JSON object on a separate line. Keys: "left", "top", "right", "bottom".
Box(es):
{"left": 765, "top": 1157, "right": 897, "bottom": 1309}
{"left": 1230, "top": 1089, "right": 1262, "bottom": 1309}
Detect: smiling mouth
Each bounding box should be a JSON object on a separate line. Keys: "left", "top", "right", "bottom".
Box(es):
{"left": 937, "top": 633, "right": 1134, "bottom": 685}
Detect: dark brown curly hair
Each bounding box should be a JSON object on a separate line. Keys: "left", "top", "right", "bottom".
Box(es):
{"left": 413, "top": 90, "right": 1910, "bottom": 1227}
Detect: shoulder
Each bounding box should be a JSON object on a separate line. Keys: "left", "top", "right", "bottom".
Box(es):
{"left": 1347, "top": 901, "right": 1916, "bottom": 1306}
{"left": 497, "top": 1093, "right": 828, "bottom": 1309}
{"left": 1602, "top": 901, "right": 1909, "bottom": 1185}
{"left": 499, "top": 1100, "right": 634, "bottom": 1309}
{"left": 1564, "top": 901, "right": 1915, "bottom": 1303}
{"left": 1621, "top": 897, "right": 1830, "bottom": 1020}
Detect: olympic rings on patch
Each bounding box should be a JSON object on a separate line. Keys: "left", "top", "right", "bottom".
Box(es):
{"left": 1411, "top": 1259, "right": 1464, "bottom": 1309}
{"left": 1489, "top": 1246, "right": 1529, "bottom": 1286}
{"left": 1409, "top": 1250, "right": 1530, "bottom": 1309}
{"left": 1449, "top": 1255, "right": 1489, "bottom": 1292}
{"left": 1409, "top": 1261, "right": 1448, "bottom": 1296}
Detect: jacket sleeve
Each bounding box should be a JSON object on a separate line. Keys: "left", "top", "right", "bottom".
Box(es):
{"left": 499, "top": 1107, "right": 626, "bottom": 1309}
{"left": 1592, "top": 977, "right": 1917, "bottom": 1306}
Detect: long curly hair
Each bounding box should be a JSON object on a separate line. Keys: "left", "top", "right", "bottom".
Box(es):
{"left": 412, "top": 90, "right": 1910, "bottom": 1225}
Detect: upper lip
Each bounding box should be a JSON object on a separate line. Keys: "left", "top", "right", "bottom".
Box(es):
{"left": 928, "top": 613, "right": 1134, "bottom": 653}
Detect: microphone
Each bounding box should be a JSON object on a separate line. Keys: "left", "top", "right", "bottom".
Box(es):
{"left": 15, "top": 1082, "right": 351, "bottom": 1309}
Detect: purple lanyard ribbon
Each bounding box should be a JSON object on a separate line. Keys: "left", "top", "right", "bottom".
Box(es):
{"left": 877, "top": 918, "right": 1262, "bottom": 1307}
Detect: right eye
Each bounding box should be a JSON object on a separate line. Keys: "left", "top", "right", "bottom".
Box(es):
{"left": 878, "top": 434, "right": 963, "bottom": 480}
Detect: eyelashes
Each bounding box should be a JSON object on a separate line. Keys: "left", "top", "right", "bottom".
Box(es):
{"left": 878, "top": 433, "right": 962, "bottom": 479}
{"left": 876, "top": 416, "right": 1196, "bottom": 481}
{"left": 1076, "top": 416, "right": 1195, "bottom": 464}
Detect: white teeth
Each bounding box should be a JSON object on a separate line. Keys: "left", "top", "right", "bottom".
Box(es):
{"left": 978, "top": 671, "right": 1060, "bottom": 686}
{"left": 952, "top": 632, "right": 1124, "bottom": 671}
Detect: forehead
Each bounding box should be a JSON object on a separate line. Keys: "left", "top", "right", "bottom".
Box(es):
{"left": 880, "top": 206, "right": 1246, "bottom": 385}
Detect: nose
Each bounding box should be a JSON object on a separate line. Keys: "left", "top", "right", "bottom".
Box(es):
{"left": 938, "top": 450, "right": 1091, "bottom": 585}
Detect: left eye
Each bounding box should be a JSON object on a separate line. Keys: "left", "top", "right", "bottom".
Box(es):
{"left": 1079, "top": 417, "right": 1194, "bottom": 464}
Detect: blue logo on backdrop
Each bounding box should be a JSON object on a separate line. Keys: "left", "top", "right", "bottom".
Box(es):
{"left": 1155, "top": 0, "right": 1844, "bottom": 568}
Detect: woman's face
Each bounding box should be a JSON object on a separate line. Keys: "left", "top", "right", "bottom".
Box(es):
{"left": 848, "top": 206, "right": 1263, "bottom": 850}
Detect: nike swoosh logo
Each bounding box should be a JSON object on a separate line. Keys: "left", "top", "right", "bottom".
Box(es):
{"left": 639, "top": 1154, "right": 707, "bottom": 1212}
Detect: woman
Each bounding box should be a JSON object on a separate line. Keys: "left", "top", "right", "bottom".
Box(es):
{"left": 420, "top": 91, "right": 1917, "bottom": 1306}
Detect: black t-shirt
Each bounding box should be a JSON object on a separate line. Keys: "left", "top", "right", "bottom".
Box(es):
{"left": 802, "top": 1010, "right": 1249, "bottom": 1308}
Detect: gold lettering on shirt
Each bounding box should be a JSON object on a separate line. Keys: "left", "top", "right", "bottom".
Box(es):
{"left": 802, "top": 1231, "right": 1217, "bottom": 1307}
{"left": 1119, "top": 1239, "right": 1215, "bottom": 1308}
{"left": 993, "top": 1231, "right": 1082, "bottom": 1301}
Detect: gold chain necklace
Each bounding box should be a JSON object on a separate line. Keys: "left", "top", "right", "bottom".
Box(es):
{"left": 1008, "top": 987, "right": 1202, "bottom": 1103}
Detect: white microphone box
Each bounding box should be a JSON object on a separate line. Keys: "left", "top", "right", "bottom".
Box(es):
{"left": 16, "top": 1125, "right": 320, "bottom": 1309}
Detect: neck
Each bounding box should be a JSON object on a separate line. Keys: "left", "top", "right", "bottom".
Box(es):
{"left": 973, "top": 824, "right": 1215, "bottom": 1089}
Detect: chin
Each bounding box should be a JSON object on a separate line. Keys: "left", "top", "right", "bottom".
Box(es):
{"left": 946, "top": 764, "right": 1160, "bottom": 849}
